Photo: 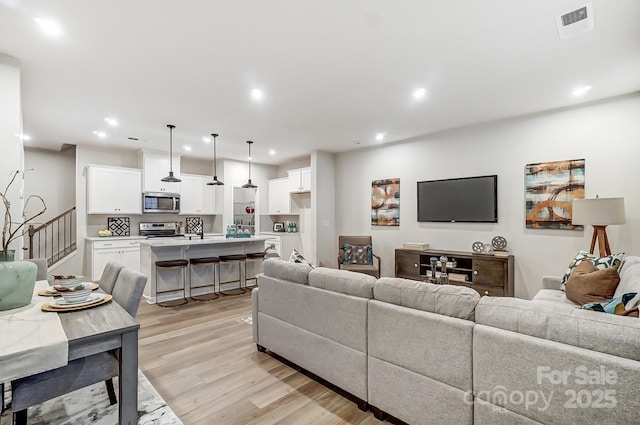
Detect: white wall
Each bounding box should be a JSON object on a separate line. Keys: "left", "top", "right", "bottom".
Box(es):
{"left": 312, "top": 151, "right": 336, "bottom": 266}
{"left": 335, "top": 94, "right": 640, "bottom": 299}
{"left": 0, "top": 54, "right": 25, "bottom": 257}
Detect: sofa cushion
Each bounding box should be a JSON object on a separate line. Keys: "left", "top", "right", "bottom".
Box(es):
{"left": 308, "top": 267, "right": 376, "bottom": 298}
{"left": 615, "top": 255, "right": 640, "bottom": 298}
{"left": 373, "top": 277, "right": 480, "bottom": 320}
{"left": 565, "top": 260, "right": 620, "bottom": 305}
{"left": 532, "top": 289, "right": 580, "bottom": 306}
{"left": 262, "top": 258, "right": 312, "bottom": 284}
{"left": 560, "top": 250, "right": 625, "bottom": 290}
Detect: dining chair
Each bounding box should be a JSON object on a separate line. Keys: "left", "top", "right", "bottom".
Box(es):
{"left": 11, "top": 268, "right": 148, "bottom": 425}
{"left": 98, "top": 261, "right": 126, "bottom": 294}
{"left": 25, "top": 258, "right": 48, "bottom": 281}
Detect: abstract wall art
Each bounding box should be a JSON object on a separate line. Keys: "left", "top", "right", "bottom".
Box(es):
{"left": 525, "top": 159, "right": 585, "bottom": 230}
{"left": 372, "top": 178, "right": 400, "bottom": 226}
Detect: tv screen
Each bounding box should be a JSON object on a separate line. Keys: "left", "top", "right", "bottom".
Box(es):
{"left": 417, "top": 175, "right": 498, "bottom": 223}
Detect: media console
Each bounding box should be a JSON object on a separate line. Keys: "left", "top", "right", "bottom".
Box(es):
{"left": 394, "top": 248, "right": 514, "bottom": 297}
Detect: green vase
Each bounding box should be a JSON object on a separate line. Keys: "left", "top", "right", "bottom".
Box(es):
{"left": 0, "top": 250, "right": 37, "bottom": 311}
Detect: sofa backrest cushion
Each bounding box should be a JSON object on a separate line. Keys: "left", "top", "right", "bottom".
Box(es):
{"left": 476, "top": 296, "right": 640, "bottom": 361}
{"left": 308, "top": 267, "right": 376, "bottom": 299}
{"left": 614, "top": 255, "right": 640, "bottom": 299}
{"left": 373, "top": 277, "right": 480, "bottom": 320}
{"left": 262, "top": 258, "right": 311, "bottom": 285}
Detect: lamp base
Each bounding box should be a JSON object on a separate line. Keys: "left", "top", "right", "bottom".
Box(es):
{"left": 589, "top": 225, "right": 611, "bottom": 257}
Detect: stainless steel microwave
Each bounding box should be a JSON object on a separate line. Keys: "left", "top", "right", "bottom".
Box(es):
{"left": 142, "top": 192, "right": 180, "bottom": 213}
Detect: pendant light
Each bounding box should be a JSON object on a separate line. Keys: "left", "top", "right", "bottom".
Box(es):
{"left": 206, "top": 133, "right": 224, "bottom": 185}
{"left": 241, "top": 140, "right": 257, "bottom": 188}
{"left": 161, "top": 124, "right": 181, "bottom": 182}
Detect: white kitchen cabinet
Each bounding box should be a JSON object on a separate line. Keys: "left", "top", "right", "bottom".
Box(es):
{"left": 288, "top": 167, "right": 311, "bottom": 193}
{"left": 268, "top": 178, "right": 293, "bottom": 215}
{"left": 88, "top": 238, "right": 143, "bottom": 281}
{"left": 87, "top": 165, "right": 142, "bottom": 214}
{"left": 179, "top": 174, "right": 216, "bottom": 215}
{"left": 141, "top": 151, "right": 181, "bottom": 193}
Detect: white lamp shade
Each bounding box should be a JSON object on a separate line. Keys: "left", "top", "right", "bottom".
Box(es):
{"left": 572, "top": 197, "right": 626, "bottom": 226}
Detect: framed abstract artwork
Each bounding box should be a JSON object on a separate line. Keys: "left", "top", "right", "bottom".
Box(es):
{"left": 525, "top": 159, "right": 585, "bottom": 230}
{"left": 372, "top": 178, "right": 400, "bottom": 226}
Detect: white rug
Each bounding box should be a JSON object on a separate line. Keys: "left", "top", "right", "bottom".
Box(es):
{"left": 1, "top": 370, "right": 182, "bottom": 425}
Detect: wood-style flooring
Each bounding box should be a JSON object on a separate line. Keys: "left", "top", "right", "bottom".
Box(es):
{"left": 137, "top": 291, "right": 390, "bottom": 425}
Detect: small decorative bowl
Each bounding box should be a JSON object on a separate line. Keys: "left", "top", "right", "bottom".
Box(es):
{"left": 60, "top": 284, "right": 92, "bottom": 303}
{"left": 55, "top": 276, "right": 85, "bottom": 289}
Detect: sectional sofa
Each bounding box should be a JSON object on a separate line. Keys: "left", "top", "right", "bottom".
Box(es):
{"left": 252, "top": 258, "right": 640, "bottom": 425}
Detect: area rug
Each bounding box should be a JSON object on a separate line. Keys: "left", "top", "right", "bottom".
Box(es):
{"left": 1, "top": 370, "right": 182, "bottom": 425}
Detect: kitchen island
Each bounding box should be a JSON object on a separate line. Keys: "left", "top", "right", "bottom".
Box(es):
{"left": 140, "top": 236, "right": 270, "bottom": 304}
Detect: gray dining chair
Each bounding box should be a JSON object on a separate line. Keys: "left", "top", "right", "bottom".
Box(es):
{"left": 11, "top": 268, "right": 148, "bottom": 425}
{"left": 25, "top": 258, "right": 47, "bottom": 281}
{"left": 98, "top": 261, "right": 126, "bottom": 294}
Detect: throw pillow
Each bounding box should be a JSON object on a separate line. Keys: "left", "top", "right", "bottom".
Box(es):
{"left": 560, "top": 251, "right": 625, "bottom": 291}
{"left": 289, "top": 248, "right": 315, "bottom": 268}
{"left": 583, "top": 292, "right": 640, "bottom": 317}
{"left": 343, "top": 243, "right": 372, "bottom": 265}
{"left": 565, "top": 261, "right": 620, "bottom": 305}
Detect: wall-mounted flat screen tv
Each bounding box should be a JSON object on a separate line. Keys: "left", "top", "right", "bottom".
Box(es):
{"left": 417, "top": 175, "right": 498, "bottom": 223}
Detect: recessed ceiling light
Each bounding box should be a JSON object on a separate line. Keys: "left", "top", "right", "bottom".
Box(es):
{"left": 93, "top": 130, "right": 107, "bottom": 139}
{"left": 375, "top": 133, "right": 385, "bottom": 142}
{"left": 413, "top": 88, "right": 427, "bottom": 99}
{"left": 251, "top": 89, "right": 264, "bottom": 101}
{"left": 269, "top": 149, "right": 275, "bottom": 155}
{"left": 34, "top": 17, "right": 63, "bottom": 37}
{"left": 183, "top": 145, "right": 192, "bottom": 151}
{"left": 104, "top": 117, "right": 118, "bottom": 126}
{"left": 571, "top": 85, "right": 592, "bottom": 96}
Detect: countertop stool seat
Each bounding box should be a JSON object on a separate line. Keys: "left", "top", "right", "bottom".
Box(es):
{"left": 189, "top": 256, "right": 220, "bottom": 301}
{"left": 155, "top": 259, "right": 189, "bottom": 307}
{"left": 245, "top": 252, "right": 266, "bottom": 289}
{"left": 218, "top": 254, "right": 247, "bottom": 296}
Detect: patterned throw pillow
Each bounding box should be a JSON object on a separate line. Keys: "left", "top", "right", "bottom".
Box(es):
{"left": 582, "top": 292, "right": 640, "bottom": 317}
{"left": 343, "top": 243, "right": 372, "bottom": 265}
{"left": 289, "top": 248, "right": 315, "bottom": 268}
{"left": 560, "top": 251, "right": 625, "bottom": 291}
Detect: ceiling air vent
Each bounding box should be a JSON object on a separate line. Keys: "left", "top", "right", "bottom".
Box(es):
{"left": 556, "top": 3, "right": 594, "bottom": 39}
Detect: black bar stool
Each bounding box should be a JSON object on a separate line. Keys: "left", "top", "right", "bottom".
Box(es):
{"left": 218, "top": 254, "right": 247, "bottom": 296}
{"left": 155, "top": 259, "right": 189, "bottom": 307}
{"left": 189, "top": 256, "right": 220, "bottom": 301}
{"left": 245, "top": 252, "right": 266, "bottom": 289}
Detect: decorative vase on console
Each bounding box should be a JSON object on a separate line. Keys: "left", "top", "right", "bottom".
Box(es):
{"left": 0, "top": 170, "right": 46, "bottom": 311}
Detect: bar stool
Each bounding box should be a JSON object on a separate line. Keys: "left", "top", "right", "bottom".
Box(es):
{"left": 155, "top": 259, "right": 189, "bottom": 307}
{"left": 189, "top": 256, "right": 220, "bottom": 301}
{"left": 218, "top": 254, "right": 247, "bottom": 296}
{"left": 245, "top": 252, "right": 266, "bottom": 289}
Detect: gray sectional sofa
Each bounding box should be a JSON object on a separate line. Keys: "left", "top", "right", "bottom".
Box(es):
{"left": 252, "top": 258, "right": 640, "bottom": 425}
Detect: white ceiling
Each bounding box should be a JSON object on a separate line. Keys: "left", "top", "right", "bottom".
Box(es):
{"left": 1, "top": 0, "right": 639, "bottom": 165}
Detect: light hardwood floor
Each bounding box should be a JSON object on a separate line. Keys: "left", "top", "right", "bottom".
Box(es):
{"left": 137, "top": 291, "right": 390, "bottom": 425}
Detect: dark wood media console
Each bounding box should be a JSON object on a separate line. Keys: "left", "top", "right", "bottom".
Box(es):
{"left": 395, "top": 248, "right": 514, "bottom": 297}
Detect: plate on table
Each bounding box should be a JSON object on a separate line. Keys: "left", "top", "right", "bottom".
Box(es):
{"left": 43, "top": 293, "right": 109, "bottom": 310}
{"left": 39, "top": 282, "right": 99, "bottom": 296}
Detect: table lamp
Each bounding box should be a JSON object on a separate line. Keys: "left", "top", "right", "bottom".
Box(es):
{"left": 572, "top": 196, "right": 625, "bottom": 256}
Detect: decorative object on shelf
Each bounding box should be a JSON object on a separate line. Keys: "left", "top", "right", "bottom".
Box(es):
{"left": 245, "top": 205, "right": 255, "bottom": 214}
{"left": 491, "top": 236, "right": 507, "bottom": 250}
{"left": 525, "top": 158, "right": 584, "bottom": 230}
{"left": 0, "top": 170, "right": 45, "bottom": 311}
{"left": 207, "top": 133, "right": 224, "bottom": 186}
{"left": 185, "top": 216, "right": 203, "bottom": 235}
{"left": 483, "top": 243, "right": 494, "bottom": 254}
{"left": 107, "top": 216, "right": 130, "bottom": 236}
{"left": 472, "top": 241, "right": 485, "bottom": 253}
{"left": 241, "top": 140, "right": 257, "bottom": 188}
{"left": 571, "top": 196, "right": 625, "bottom": 256}
{"left": 273, "top": 221, "right": 285, "bottom": 232}
{"left": 161, "top": 124, "right": 181, "bottom": 183}
{"left": 371, "top": 178, "right": 400, "bottom": 226}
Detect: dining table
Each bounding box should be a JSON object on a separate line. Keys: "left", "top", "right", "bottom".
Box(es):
{"left": 0, "top": 280, "right": 140, "bottom": 424}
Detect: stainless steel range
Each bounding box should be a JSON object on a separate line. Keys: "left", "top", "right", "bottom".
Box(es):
{"left": 139, "top": 222, "right": 183, "bottom": 238}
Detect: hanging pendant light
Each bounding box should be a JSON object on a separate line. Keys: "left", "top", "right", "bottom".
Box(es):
{"left": 242, "top": 140, "right": 257, "bottom": 188}
{"left": 207, "top": 133, "right": 224, "bottom": 185}
{"left": 161, "top": 124, "right": 181, "bottom": 182}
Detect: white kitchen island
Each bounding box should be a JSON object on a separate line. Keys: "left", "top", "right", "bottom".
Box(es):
{"left": 140, "top": 236, "right": 270, "bottom": 304}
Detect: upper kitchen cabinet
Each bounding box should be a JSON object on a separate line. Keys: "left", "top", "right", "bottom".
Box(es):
{"left": 268, "top": 177, "right": 293, "bottom": 215}
{"left": 141, "top": 150, "right": 181, "bottom": 193}
{"left": 87, "top": 165, "right": 142, "bottom": 214}
{"left": 179, "top": 173, "right": 217, "bottom": 215}
{"left": 288, "top": 167, "right": 311, "bottom": 193}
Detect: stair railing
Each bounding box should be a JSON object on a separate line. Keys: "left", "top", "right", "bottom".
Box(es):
{"left": 27, "top": 206, "right": 77, "bottom": 266}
